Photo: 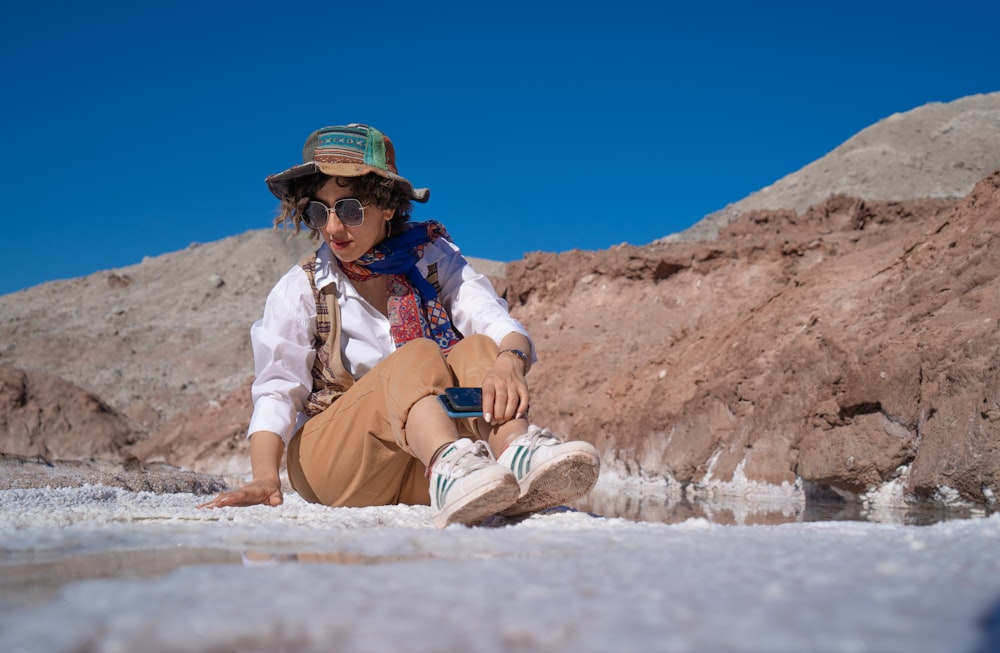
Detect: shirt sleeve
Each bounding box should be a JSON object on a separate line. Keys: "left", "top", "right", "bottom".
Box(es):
{"left": 246, "top": 265, "right": 317, "bottom": 444}
{"left": 425, "top": 238, "right": 537, "bottom": 362}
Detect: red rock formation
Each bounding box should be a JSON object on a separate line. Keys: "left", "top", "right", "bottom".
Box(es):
{"left": 0, "top": 364, "right": 134, "bottom": 460}
{"left": 503, "top": 170, "right": 1000, "bottom": 504}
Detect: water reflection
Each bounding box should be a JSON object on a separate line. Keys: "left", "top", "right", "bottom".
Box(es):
{"left": 575, "top": 484, "right": 995, "bottom": 526}
{"left": 0, "top": 548, "right": 442, "bottom": 608}
{"left": 0, "top": 548, "right": 241, "bottom": 607}
{"left": 575, "top": 488, "right": 804, "bottom": 526}
{"left": 242, "top": 551, "right": 432, "bottom": 566}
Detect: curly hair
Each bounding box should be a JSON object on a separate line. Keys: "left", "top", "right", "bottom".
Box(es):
{"left": 273, "top": 173, "right": 414, "bottom": 241}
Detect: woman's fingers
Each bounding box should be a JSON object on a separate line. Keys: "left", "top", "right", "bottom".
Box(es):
{"left": 196, "top": 482, "right": 282, "bottom": 509}
{"left": 480, "top": 373, "right": 529, "bottom": 425}
{"left": 196, "top": 492, "right": 239, "bottom": 509}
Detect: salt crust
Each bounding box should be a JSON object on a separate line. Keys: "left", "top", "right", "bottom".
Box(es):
{"left": 1, "top": 484, "right": 1000, "bottom": 653}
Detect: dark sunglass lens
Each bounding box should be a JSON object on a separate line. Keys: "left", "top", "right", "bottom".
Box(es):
{"left": 303, "top": 201, "right": 329, "bottom": 229}
{"left": 335, "top": 198, "right": 365, "bottom": 226}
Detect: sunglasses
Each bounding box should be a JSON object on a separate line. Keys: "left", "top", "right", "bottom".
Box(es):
{"left": 303, "top": 198, "right": 366, "bottom": 229}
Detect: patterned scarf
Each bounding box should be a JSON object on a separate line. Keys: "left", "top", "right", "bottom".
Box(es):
{"left": 339, "top": 220, "right": 462, "bottom": 354}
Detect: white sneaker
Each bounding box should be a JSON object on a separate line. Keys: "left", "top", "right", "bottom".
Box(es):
{"left": 429, "top": 438, "right": 520, "bottom": 528}
{"left": 496, "top": 426, "right": 601, "bottom": 517}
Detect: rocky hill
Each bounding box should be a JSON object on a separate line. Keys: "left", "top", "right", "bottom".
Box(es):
{"left": 679, "top": 91, "right": 1000, "bottom": 241}
{"left": 2, "top": 93, "right": 999, "bottom": 510}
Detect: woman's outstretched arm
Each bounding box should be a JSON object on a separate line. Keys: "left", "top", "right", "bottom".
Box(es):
{"left": 197, "top": 431, "right": 285, "bottom": 508}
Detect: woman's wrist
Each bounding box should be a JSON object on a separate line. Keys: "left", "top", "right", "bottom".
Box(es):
{"left": 498, "top": 348, "right": 529, "bottom": 375}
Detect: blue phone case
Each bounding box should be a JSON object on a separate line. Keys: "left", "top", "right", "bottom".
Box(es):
{"left": 439, "top": 387, "right": 484, "bottom": 418}
{"left": 444, "top": 387, "right": 482, "bottom": 410}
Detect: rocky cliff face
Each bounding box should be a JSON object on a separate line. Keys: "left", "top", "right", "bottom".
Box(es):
{"left": 501, "top": 171, "right": 1000, "bottom": 506}
{"left": 2, "top": 94, "right": 999, "bottom": 509}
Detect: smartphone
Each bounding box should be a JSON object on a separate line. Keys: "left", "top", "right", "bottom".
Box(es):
{"left": 438, "top": 387, "right": 484, "bottom": 418}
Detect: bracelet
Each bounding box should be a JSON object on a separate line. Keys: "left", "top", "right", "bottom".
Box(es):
{"left": 499, "top": 348, "right": 529, "bottom": 375}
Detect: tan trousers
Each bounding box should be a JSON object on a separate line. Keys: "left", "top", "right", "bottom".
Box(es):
{"left": 287, "top": 334, "right": 500, "bottom": 507}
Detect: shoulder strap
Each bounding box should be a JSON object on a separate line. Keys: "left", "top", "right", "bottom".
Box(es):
{"left": 298, "top": 252, "right": 354, "bottom": 416}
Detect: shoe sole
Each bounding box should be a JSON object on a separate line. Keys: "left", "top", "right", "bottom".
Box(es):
{"left": 499, "top": 449, "right": 600, "bottom": 517}
{"left": 434, "top": 474, "right": 520, "bottom": 528}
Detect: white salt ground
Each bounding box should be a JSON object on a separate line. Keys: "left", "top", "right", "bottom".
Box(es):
{"left": 1, "top": 484, "right": 999, "bottom": 653}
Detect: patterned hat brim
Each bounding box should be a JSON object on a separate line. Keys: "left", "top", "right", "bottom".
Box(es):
{"left": 265, "top": 161, "right": 430, "bottom": 203}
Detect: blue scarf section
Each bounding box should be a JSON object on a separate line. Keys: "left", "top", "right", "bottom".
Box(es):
{"left": 340, "top": 220, "right": 462, "bottom": 353}
{"left": 359, "top": 222, "right": 443, "bottom": 297}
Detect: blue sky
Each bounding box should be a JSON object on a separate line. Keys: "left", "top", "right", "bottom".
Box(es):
{"left": 1, "top": 0, "right": 998, "bottom": 295}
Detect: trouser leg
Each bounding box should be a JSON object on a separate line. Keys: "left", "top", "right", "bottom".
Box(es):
{"left": 443, "top": 334, "right": 500, "bottom": 439}
{"left": 288, "top": 338, "right": 449, "bottom": 507}
{"left": 287, "top": 335, "right": 502, "bottom": 507}
{"left": 445, "top": 334, "right": 500, "bottom": 387}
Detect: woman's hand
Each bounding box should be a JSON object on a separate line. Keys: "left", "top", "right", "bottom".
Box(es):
{"left": 197, "top": 478, "right": 283, "bottom": 509}
{"left": 480, "top": 349, "right": 530, "bottom": 425}
{"left": 198, "top": 431, "right": 286, "bottom": 509}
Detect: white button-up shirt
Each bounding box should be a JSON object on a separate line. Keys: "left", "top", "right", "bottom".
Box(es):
{"left": 248, "top": 237, "right": 533, "bottom": 443}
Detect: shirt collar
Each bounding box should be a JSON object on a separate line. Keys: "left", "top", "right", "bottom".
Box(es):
{"left": 314, "top": 243, "right": 351, "bottom": 296}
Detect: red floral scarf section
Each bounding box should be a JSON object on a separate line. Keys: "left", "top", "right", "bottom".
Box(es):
{"left": 338, "top": 220, "right": 461, "bottom": 354}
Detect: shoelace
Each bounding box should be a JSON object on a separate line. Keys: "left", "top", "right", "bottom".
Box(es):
{"left": 519, "top": 426, "right": 558, "bottom": 454}
{"left": 502, "top": 427, "right": 559, "bottom": 480}
{"left": 434, "top": 440, "right": 495, "bottom": 479}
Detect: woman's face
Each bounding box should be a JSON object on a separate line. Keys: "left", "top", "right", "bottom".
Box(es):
{"left": 313, "top": 176, "right": 393, "bottom": 263}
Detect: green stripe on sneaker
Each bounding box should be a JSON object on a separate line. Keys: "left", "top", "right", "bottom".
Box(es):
{"left": 510, "top": 445, "right": 531, "bottom": 479}
{"left": 436, "top": 475, "right": 456, "bottom": 507}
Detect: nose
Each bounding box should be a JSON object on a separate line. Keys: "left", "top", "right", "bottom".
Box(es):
{"left": 322, "top": 207, "right": 346, "bottom": 234}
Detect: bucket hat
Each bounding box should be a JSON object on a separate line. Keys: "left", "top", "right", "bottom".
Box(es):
{"left": 265, "top": 123, "right": 429, "bottom": 202}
